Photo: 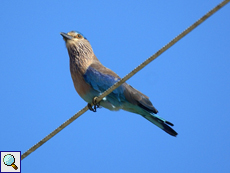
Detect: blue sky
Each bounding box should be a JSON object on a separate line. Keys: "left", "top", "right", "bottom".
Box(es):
{"left": 1, "top": 1, "right": 230, "bottom": 172}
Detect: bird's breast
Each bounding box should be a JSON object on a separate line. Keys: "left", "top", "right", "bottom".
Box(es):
{"left": 70, "top": 62, "right": 92, "bottom": 101}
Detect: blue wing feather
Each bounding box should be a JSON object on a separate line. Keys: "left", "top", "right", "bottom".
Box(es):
{"left": 83, "top": 66, "right": 125, "bottom": 103}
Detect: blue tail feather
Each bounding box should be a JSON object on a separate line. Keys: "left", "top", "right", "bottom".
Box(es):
{"left": 142, "top": 114, "right": 178, "bottom": 137}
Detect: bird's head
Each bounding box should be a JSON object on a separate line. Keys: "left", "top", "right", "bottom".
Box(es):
{"left": 60, "top": 31, "right": 93, "bottom": 59}
{"left": 60, "top": 31, "right": 87, "bottom": 42}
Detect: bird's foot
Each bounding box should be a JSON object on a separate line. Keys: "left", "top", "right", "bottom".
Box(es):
{"left": 88, "top": 97, "right": 100, "bottom": 112}
{"left": 88, "top": 103, "right": 96, "bottom": 112}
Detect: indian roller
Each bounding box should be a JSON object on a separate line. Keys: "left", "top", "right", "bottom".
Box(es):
{"left": 60, "top": 31, "right": 178, "bottom": 136}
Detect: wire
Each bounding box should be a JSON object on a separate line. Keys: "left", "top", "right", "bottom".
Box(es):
{"left": 21, "top": 106, "right": 89, "bottom": 160}
{"left": 95, "top": 0, "right": 230, "bottom": 103}
{"left": 21, "top": 0, "right": 230, "bottom": 160}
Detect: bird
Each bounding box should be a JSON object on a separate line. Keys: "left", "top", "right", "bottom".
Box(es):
{"left": 60, "top": 31, "right": 178, "bottom": 137}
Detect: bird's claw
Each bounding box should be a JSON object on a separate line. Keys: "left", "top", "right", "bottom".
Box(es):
{"left": 88, "top": 97, "right": 100, "bottom": 112}
{"left": 92, "top": 97, "right": 98, "bottom": 105}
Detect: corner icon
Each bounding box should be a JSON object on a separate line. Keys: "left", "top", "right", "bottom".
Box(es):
{"left": 1, "top": 151, "right": 21, "bottom": 173}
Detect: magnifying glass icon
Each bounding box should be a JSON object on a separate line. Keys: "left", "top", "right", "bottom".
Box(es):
{"left": 3, "top": 154, "right": 18, "bottom": 170}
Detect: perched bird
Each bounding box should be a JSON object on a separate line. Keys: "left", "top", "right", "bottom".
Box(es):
{"left": 60, "top": 31, "right": 178, "bottom": 136}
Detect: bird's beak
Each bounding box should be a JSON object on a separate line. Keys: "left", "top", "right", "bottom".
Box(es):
{"left": 60, "top": 32, "right": 73, "bottom": 41}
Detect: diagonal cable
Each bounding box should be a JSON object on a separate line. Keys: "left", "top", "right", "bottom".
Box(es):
{"left": 95, "top": 0, "right": 230, "bottom": 103}
{"left": 21, "top": 0, "right": 230, "bottom": 160}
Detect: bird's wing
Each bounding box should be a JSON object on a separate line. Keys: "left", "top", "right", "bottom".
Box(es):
{"left": 84, "top": 61, "right": 158, "bottom": 114}
{"left": 83, "top": 61, "right": 125, "bottom": 101}
{"left": 123, "top": 83, "right": 158, "bottom": 114}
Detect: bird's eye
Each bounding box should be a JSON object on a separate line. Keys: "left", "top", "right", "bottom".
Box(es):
{"left": 75, "top": 34, "right": 82, "bottom": 39}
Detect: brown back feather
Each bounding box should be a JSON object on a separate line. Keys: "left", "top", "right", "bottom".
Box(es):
{"left": 123, "top": 84, "right": 158, "bottom": 114}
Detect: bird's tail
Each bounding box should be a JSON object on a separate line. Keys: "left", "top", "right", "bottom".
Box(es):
{"left": 142, "top": 113, "right": 178, "bottom": 137}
